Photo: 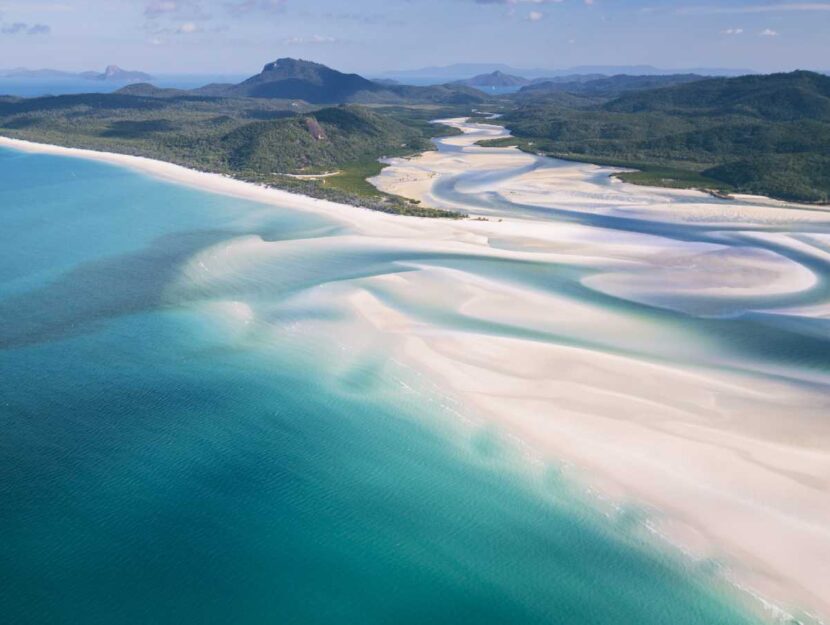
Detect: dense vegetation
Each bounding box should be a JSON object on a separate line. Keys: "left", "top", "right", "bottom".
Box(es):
{"left": 0, "top": 90, "right": 467, "bottom": 217}
{"left": 197, "top": 58, "right": 485, "bottom": 105}
{"left": 454, "top": 71, "right": 530, "bottom": 88}
{"left": 496, "top": 70, "right": 830, "bottom": 203}
{"left": 517, "top": 74, "right": 707, "bottom": 98}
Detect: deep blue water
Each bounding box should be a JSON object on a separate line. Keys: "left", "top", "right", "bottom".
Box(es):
{"left": 0, "top": 148, "right": 761, "bottom": 624}
{"left": 0, "top": 75, "right": 245, "bottom": 98}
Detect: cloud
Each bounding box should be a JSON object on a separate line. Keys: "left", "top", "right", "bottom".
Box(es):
{"left": 527, "top": 10, "right": 544, "bottom": 20}
{"left": 145, "top": 1, "right": 179, "bottom": 17}
{"left": 759, "top": 28, "right": 780, "bottom": 35}
{"left": 1, "top": 22, "right": 51, "bottom": 35}
{"left": 225, "top": 0, "right": 287, "bottom": 15}
{"left": 720, "top": 27, "right": 744, "bottom": 34}
{"left": 27, "top": 23, "right": 51, "bottom": 34}
{"left": 1, "top": 22, "right": 27, "bottom": 34}
{"left": 143, "top": 0, "right": 211, "bottom": 21}
{"left": 678, "top": 3, "right": 830, "bottom": 14}
{"left": 177, "top": 21, "right": 201, "bottom": 33}
{"left": 282, "top": 34, "right": 337, "bottom": 44}
{"left": 306, "top": 10, "right": 403, "bottom": 26}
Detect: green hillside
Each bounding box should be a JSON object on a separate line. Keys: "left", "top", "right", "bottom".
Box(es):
{"left": 219, "top": 106, "right": 430, "bottom": 173}
{"left": 495, "top": 71, "right": 830, "bottom": 203}
{"left": 0, "top": 93, "right": 466, "bottom": 217}
{"left": 605, "top": 70, "right": 830, "bottom": 120}
{"left": 518, "top": 74, "right": 706, "bottom": 98}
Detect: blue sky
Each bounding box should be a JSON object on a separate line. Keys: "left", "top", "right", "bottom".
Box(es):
{"left": 0, "top": 0, "right": 828, "bottom": 74}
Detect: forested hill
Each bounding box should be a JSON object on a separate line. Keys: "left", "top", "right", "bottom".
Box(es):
{"left": 0, "top": 57, "right": 485, "bottom": 218}
{"left": 454, "top": 71, "right": 531, "bottom": 88}
{"left": 219, "top": 105, "right": 431, "bottom": 173}
{"left": 492, "top": 71, "right": 830, "bottom": 203}
{"left": 195, "top": 58, "right": 484, "bottom": 105}
{"left": 215, "top": 58, "right": 379, "bottom": 101}
{"left": 0, "top": 91, "right": 465, "bottom": 217}
{"left": 518, "top": 74, "right": 706, "bottom": 98}
{"left": 605, "top": 70, "right": 830, "bottom": 120}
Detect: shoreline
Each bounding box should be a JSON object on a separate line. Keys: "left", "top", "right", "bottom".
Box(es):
{"left": 472, "top": 121, "right": 830, "bottom": 209}
{"left": 370, "top": 119, "right": 830, "bottom": 622}
{"left": 371, "top": 117, "right": 830, "bottom": 224}
{"left": 3, "top": 132, "right": 830, "bottom": 622}
{"left": 0, "top": 136, "right": 385, "bottom": 231}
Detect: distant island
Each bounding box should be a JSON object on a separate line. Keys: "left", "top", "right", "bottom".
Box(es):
{"left": 1, "top": 65, "right": 153, "bottom": 82}
{"left": 453, "top": 71, "right": 531, "bottom": 88}
{"left": 381, "top": 63, "right": 754, "bottom": 82}
{"left": 1, "top": 58, "right": 827, "bottom": 208}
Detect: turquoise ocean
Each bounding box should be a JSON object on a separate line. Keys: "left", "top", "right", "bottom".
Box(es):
{"left": 0, "top": 147, "right": 763, "bottom": 624}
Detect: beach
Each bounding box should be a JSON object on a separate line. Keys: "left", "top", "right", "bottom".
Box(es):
{"left": 2, "top": 124, "right": 829, "bottom": 622}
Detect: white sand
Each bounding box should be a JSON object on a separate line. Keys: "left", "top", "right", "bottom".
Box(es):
{"left": 369, "top": 120, "right": 830, "bottom": 620}
{"left": 0, "top": 137, "right": 390, "bottom": 233}
{"left": 372, "top": 118, "right": 830, "bottom": 226}
{"left": 349, "top": 272, "right": 830, "bottom": 620}
{"left": 4, "top": 130, "right": 830, "bottom": 621}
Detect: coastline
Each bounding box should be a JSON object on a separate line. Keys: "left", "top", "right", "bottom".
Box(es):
{"left": 3, "top": 132, "right": 830, "bottom": 622}
{"left": 0, "top": 136, "right": 384, "bottom": 231}
{"left": 370, "top": 119, "right": 830, "bottom": 622}
{"left": 472, "top": 122, "right": 830, "bottom": 209}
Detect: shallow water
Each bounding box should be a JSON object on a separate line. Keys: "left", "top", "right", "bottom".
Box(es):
{"left": 0, "top": 147, "right": 772, "bottom": 624}
{"left": 370, "top": 120, "right": 830, "bottom": 619}
{"left": 398, "top": 120, "right": 830, "bottom": 381}
{"left": 0, "top": 75, "right": 247, "bottom": 98}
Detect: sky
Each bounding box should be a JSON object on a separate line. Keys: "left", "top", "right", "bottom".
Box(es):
{"left": 0, "top": 0, "right": 828, "bottom": 75}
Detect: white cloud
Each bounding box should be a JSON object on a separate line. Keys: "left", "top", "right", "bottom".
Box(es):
{"left": 720, "top": 27, "right": 744, "bottom": 34}
{"left": 177, "top": 21, "right": 200, "bottom": 33}
{"left": 1, "top": 21, "right": 51, "bottom": 35}
{"left": 282, "top": 34, "right": 337, "bottom": 44}
{"left": 144, "top": 0, "right": 211, "bottom": 21}
{"left": 527, "top": 10, "right": 544, "bottom": 20}
{"left": 759, "top": 28, "right": 780, "bottom": 36}
{"left": 145, "top": 1, "right": 178, "bottom": 17}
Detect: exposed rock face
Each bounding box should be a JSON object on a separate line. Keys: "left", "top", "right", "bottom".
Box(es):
{"left": 81, "top": 66, "right": 153, "bottom": 82}
{"left": 305, "top": 117, "right": 327, "bottom": 141}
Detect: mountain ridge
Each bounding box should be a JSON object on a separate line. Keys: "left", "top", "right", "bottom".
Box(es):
{"left": 198, "top": 58, "right": 484, "bottom": 104}
{"left": 518, "top": 74, "right": 709, "bottom": 98}
{"left": 453, "top": 71, "right": 531, "bottom": 88}
{"left": 491, "top": 70, "right": 830, "bottom": 203}
{"left": 381, "top": 63, "right": 755, "bottom": 82}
